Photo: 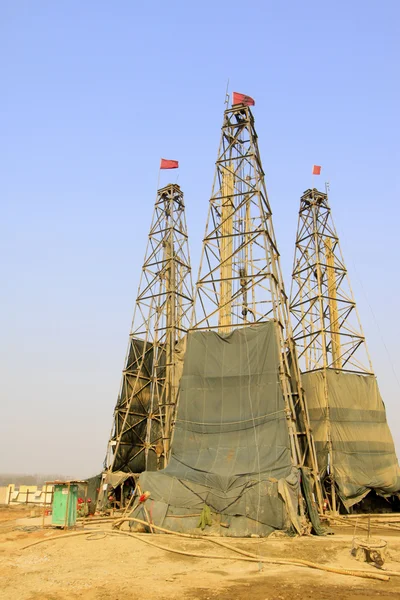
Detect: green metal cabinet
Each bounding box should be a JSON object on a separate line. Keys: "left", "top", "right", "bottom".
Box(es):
{"left": 51, "top": 483, "right": 78, "bottom": 527}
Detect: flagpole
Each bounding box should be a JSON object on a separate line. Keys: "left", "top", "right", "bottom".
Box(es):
{"left": 157, "top": 160, "right": 161, "bottom": 191}
{"left": 325, "top": 181, "right": 330, "bottom": 197}
{"left": 224, "top": 78, "right": 230, "bottom": 108}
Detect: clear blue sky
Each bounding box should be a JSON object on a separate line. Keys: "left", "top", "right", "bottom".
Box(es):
{"left": 1, "top": 1, "right": 399, "bottom": 477}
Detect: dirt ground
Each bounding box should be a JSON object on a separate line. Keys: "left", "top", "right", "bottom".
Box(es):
{"left": 0, "top": 506, "right": 36, "bottom": 524}
{"left": 1, "top": 506, "right": 400, "bottom": 600}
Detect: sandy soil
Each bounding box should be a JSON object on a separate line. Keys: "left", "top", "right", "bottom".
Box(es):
{"left": 1, "top": 511, "right": 400, "bottom": 600}
{"left": 0, "top": 505, "right": 33, "bottom": 524}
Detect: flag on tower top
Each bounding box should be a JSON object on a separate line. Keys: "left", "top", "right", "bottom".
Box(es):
{"left": 160, "top": 159, "right": 179, "bottom": 169}
{"left": 312, "top": 165, "right": 322, "bottom": 175}
{"left": 232, "top": 92, "right": 255, "bottom": 107}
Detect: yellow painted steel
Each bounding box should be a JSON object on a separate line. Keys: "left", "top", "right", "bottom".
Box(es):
{"left": 325, "top": 237, "right": 342, "bottom": 369}
{"left": 219, "top": 164, "right": 234, "bottom": 333}
{"left": 164, "top": 229, "right": 176, "bottom": 459}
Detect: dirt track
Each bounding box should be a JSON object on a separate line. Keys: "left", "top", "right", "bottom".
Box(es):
{"left": 1, "top": 508, "right": 400, "bottom": 600}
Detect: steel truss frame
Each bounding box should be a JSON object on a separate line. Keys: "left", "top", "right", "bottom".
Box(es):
{"left": 290, "top": 188, "right": 373, "bottom": 512}
{"left": 106, "top": 183, "right": 193, "bottom": 475}
{"left": 290, "top": 188, "right": 373, "bottom": 375}
{"left": 193, "top": 103, "right": 323, "bottom": 510}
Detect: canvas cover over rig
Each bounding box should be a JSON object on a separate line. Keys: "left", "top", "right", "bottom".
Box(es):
{"left": 290, "top": 187, "right": 400, "bottom": 511}
{"left": 97, "top": 184, "right": 193, "bottom": 507}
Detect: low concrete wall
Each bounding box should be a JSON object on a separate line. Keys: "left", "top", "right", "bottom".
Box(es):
{"left": 0, "top": 483, "right": 53, "bottom": 505}
{"left": 0, "top": 486, "right": 8, "bottom": 505}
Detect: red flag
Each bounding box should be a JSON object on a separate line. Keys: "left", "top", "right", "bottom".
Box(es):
{"left": 160, "top": 158, "right": 179, "bottom": 169}
{"left": 312, "top": 165, "right": 322, "bottom": 175}
{"left": 232, "top": 92, "right": 255, "bottom": 106}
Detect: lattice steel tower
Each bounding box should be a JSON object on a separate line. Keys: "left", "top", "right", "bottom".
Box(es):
{"left": 290, "top": 188, "right": 374, "bottom": 511}
{"left": 290, "top": 187, "right": 373, "bottom": 375}
{"left": 105, "top": 183, "right": 193, "bottom": 476}
{"left": 193, "top": 101, "right": 323, "bottom": 509}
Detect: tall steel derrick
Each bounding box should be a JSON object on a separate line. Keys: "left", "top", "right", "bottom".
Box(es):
{"left": 105, "top": 183, "right": 193, "bottom": 477}
{"left": 193, "top": 102, "right": 323, "bottom": 509}
{"left": 289, "top": 188, "right": 373, "bottom": 511}
{"left": 290, "top": 188, "right": 372, "bottom": 375}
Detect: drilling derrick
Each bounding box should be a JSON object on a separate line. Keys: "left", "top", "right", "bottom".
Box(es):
{"left": 105, "top": 184, "right": 193, "bottom": 480}
{"left": 290, "top": 188, "right": 372, "bottom": 375}
{"left": 193, "top": 103, "right": 323, "bottom": 510}
{"left": 290, "top": 188, "right": 400, "bottom": 511}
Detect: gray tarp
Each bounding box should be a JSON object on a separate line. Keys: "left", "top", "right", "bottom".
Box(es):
{"left": 104, "top": 471, "right": 132, "bottom": 489}
{"left": 111, "top": 340, "right": 162, "bottom": 472}
{"left": 303, "top": 370, "right": 400, "bottom": 508}
{"left": 137, "top": 322, "right": 302, "bottom": 536}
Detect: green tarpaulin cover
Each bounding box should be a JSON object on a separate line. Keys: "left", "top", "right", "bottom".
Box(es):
{"left": 137, "top": 322, "right": 302, "bottom": 537}
{"left": 303, "top": 370, "right": 400, "bottom": 508}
